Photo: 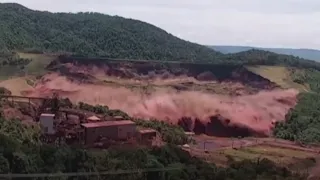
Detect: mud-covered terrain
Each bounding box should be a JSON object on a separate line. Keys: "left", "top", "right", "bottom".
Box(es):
{"left": 1, "top": 57, "right": 291, "bottom": 137}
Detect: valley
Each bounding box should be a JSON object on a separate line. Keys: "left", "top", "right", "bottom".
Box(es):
{"left": 1, "top": 2, "right": 320, "bottom": 179}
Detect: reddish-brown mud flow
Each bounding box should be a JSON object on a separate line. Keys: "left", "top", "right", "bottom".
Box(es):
{"left": 24, "top": 73, "right": 298, "bottom": 137}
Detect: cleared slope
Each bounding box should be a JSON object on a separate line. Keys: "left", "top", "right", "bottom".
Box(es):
{"left": 246, "top": 65, "right": 310, "bottom": 92}
{"left": 0, "top": 3, "right": 221, "bottom": 61}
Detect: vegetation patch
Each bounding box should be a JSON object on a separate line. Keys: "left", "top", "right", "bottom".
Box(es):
{"left": 25, "top": 78, "right": 34, "bottom": 87}
{"left": 208, "top": 145, "right": 317, "bottom": 172}
{"left": 17, "top": 52, "right": 56, "bottom": 75}
{"left": 273, "top": 68, "right": 320, "bottom": 144}
{"left": 0, "top": 118, "right": 41, "bottom": 144}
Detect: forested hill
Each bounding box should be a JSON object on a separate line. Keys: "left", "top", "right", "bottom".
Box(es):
{"left": 219, "top": 49, "right": 320, "bottom": 71}
{"left": 2, "top": 2, "right": 320, "bottom": 69}
{"left": 0, "top": 3, "right": 221, "bottom": 61}
{"left": 210, "top": 45, "right": 320, "bottom": 61}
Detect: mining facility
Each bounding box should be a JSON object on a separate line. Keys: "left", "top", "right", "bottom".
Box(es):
{"left": 0, "top": 94, "right": 158, "bottom": 148}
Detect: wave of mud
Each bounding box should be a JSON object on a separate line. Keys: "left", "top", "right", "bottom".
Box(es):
{"left": 24, "top": 73, "right": 299, "bottom": 137}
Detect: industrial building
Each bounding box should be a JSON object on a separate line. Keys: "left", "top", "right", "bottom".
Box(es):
{"left": 81, "top": 120, "right": 136, "bottom": 145}
{"left": 39, "top": 113, "right": 55, "bottom": 135}
{"left": 2, "top": 94, "right": 161, "bottom": 148}
{"left": 137, "top": 128, "right": 157, "bottom": 145}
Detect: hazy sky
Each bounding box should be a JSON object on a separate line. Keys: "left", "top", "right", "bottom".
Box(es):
{"left": 2, "top": 0, "right": 320, "bottom": 49}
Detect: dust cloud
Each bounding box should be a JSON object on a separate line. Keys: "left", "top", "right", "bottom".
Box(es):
{"left": 24, "top": 73, "right": 299, "bottom": 136}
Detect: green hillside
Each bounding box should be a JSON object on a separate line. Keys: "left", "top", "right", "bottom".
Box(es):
{"left": 0, "top": 3, "right": 221, "bottom": 61}
{"left": 222, "top": 49, "right": 320, "bottom": 70}
{"left": 211, "top": 45, "right": 320, "bottom": 61}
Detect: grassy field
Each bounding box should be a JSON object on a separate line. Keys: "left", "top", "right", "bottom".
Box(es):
{"left": 246, "top": 65, "right": 310, "bottom": 92}
{"left": 0, "top": 52, "right": 56, "bottom": 81}
{"left": 0, "top": 66, "right": 24, "bottom": 80}
{"left": 17, "top": 52, "right": 56, "bottom": 75}
{"left": 202, "top": 144, "right": 318, "bottom": 172}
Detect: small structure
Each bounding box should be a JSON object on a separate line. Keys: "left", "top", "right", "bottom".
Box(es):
{"left": 113, "top": 116, "right": 124, "bottom": 121}
{"left": 184, "top": 132, "right": 195, "bottom": 142}
{"left": 137, "top": 128, "right": 157, "bottom": 145}
{"left": 185, "top": 132, "right": 195, "bottom": 136}
{"left": 182, "top": 144, "right": 190, "bottom": 148}
{"left": 60, "top": 108, "right": 94, "bottom": 123}
{"left": 87, "top": 115, "right": 101, "bottom": 122}
{"left": 39, "top": 113, "right": 55, "bottom": 134}
{"left": 81, "top": 120, "right": 136, "bottom": 145}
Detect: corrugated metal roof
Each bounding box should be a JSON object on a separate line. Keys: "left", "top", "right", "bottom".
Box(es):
{"left": 87, "top": 116, "right": 100, "bottom": 121}
{"left": 138, "top": 129, "right": 157, "bottom": 134}
{"left": 40, "top": 113, "right": 55, "bottom": 117}
{"left": 184, "top": 132, "right": 195, "bottom": 136}
{"left": 114, "top": 116, "right": 124, "bottom": 120}
{"left": 81, "top": 120, "right": 135, "bottom": 128}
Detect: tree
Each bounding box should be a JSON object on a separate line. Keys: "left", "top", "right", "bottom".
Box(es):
{"left": 0, "top": 154, "right": 9, "bottom": 173}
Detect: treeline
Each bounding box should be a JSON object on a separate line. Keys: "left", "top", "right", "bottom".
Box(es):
{"left": 221, "top": 49, "right": 320, "bottom": 71}
{"left": 59, "top": 49, "right": 320, "bottom": 78}
{"left": 0, "top": 52, "right": 31, "bottom": 68}
{"left": 78, "top": 102, "right": 130, "bottom": 119}
{"left": 0, "top": 117, "right": 307, "bottom": 180}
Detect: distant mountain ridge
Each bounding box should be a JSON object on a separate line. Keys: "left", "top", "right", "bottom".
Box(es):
{"left": 210, "top": 45, "right": 320, "bottom": 61}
